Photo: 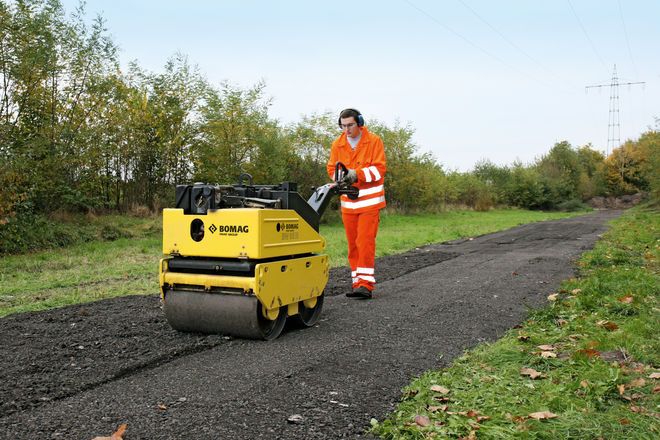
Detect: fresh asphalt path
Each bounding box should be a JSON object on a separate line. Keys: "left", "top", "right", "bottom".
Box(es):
{"left": 1, "top": 210, "right": 621, "bottom": 439}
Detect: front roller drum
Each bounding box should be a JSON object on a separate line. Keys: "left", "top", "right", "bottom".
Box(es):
{"left": 163, "top": 290, "right": 286, "bottom": 340}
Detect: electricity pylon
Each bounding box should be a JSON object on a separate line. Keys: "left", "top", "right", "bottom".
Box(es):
{"left": 585, "top": 64, "right": 645, "bottom": 156}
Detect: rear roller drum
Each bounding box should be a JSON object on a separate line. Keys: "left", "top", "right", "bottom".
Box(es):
{"left": 291, "top": 293, "right": 324, "bottom": 328}
{"left": 257, "top": 304, "right": 286, "bottom": 341}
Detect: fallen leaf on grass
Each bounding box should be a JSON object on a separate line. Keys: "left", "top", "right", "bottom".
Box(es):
{"left": 528, "top": 411, "right": 558, "bottom": 420}
{"left": 430, "top": 385, "right": 450, "bottom": 394}
{"left": 537, "top": 345, "right": 555, "bottom": 351}
{"left": 618, "top": 295, "right": 634, "bottom": 304}
{"left": 626, "top": 393, "right": 644, "bottom": 401}
{"left": 576, "top": 348, "right": 601, "bottom": 359}
{"left": 414, "top": 415, "right": 431, "bottom": 427}
{"left": 619, "top": 418, "right": 631, "bottom": 425}
{"left": 628, "top": 378, "right": 646, "bottom": 388}
{"left": 597, "top": 320, "right": 619, "bottom": 331}
{"left": 653, "top": 386, "right": 660, "bottom": 394}
{"left": 520, "top": 368, "right": 545, "bottom": 379}
{"left": 625, "top": 362, "right": 647, "bottom": 374}
{"left": 618, "top": 384, "right": 626, "bottom": 395}
{"left": 557, "top": 351, "right": 571, "bottom": 360}
{"left": 428, "top": 405, "right": 448, "bottom": 412}
{"left": 600, "top": 349, "right": 629, "bottom": 363}
{"left": 505, "top": 413, "right": 529, "bottom": 423}
{"left": 649, "top": 372, "right": 660, "bottom": 379}
{"left": 517, "top": 334, "right": 530, "bottom": 342}
{"left": 556, "top": 319, "right": 568, "bottom": 326}
{"left": 547, "top": 293, "right": 559, "bottom": 301}
{"left": 540, "top": 351, "right": 557, "bottom": 359}
{"left": 459, "top": 431, "right": 477, "bottom": 440}
{"left": 570, "top": 288, "right": 581, "bottom": 295}
{"left": 91, "top": 424, "right": 127, "bottom": 440}
{"left": 580, "top": 380, "right": 589, "bottom": 388}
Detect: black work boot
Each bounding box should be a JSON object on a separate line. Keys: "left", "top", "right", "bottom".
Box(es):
{"left": 346, "top": 289, "right": 359, "bottom": 298}
{"left": 352, "top": 286, "right": 373, "bottom": 299}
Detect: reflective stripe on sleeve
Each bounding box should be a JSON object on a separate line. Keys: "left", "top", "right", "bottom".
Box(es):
{"left": 357, "top": 275, "right": 376, "bottom": 283}
{"left": 368, "top": 166, "right": 381, "bottom": 181}
{"left": 362, "top": 167, "right": 373, "bottom": 183}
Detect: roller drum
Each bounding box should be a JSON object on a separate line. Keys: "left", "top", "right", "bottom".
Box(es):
{"left": 163, "top": 290, "right": 285, "bottom": 340}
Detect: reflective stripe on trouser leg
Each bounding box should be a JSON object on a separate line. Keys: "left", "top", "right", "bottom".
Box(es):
{"left": 343, "top": 209, "right": 380, "bottom": 291}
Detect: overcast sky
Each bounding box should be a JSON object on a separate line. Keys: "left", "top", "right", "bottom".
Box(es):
{"left": 60, "top": 0, "right": 659, "bottom": 171}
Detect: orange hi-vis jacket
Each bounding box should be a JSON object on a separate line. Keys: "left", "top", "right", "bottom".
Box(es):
{"left": 327, "top": 126, "right": 387, "bottom": 214}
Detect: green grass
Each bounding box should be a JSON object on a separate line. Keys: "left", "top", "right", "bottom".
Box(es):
{"left": 0, "top": 208, "right": 583, "bottom": 317}
{"left": 370, "top": 207, "right": 659, "bottom": 439}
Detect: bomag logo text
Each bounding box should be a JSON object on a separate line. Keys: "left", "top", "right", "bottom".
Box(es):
{"left": 218, "top": 225, "right": 249, "bottom": 233}
{"left": 276, "top": 222, "right": 299, "bottom": 232}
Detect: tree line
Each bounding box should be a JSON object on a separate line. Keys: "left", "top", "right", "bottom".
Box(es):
{"left": 1, "top": 0, "right": 658, "bottom": 231}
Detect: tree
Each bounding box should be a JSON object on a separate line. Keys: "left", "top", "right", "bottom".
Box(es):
{"left": 0, "top": 0, "right": 118, "bottom": 212}
{"left": 576, "top": 144, "right": 606, "bottom": 199}
{"left": 604, "top": 129, "right": 659, "bottom": 196}
{"left": 535, "top": 141, "right": 582, "bottom": 207}
{"left": 195, "top": 81, "right": 274, "bottom": 184}
{"left": 473, "top": 159, "right": 510, "bottom": 204}
{"left": 284, "top": 113, "right": 336, "bottom": 198}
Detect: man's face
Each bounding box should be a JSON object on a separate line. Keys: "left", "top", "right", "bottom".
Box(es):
{"left": 340, "top": 117, "right": 361, "bottom": 138}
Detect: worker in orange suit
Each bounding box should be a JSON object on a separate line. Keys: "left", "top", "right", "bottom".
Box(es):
{"left": 327, "top": 108, "right": 387, "bottom": 299}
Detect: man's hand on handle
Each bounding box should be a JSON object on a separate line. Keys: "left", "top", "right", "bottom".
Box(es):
{"left": 342, "top": 169, "right": 357, "bottom": 184}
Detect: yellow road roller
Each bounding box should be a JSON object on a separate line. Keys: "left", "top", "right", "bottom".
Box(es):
{"left": 159, "top": 166, "right": 357, "bottom": 340}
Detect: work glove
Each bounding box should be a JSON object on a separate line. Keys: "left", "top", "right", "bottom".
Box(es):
{"left": 342, "top": 169, "right": 357, "bottom": 184}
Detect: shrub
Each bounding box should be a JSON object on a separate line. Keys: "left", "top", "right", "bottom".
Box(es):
{"left": 100, "top": 224, "right": 132, "bottom": 241}
{"left": 129, "top": 204, "right": 153, "bottom": 218}
{"left": 556, "top": 199, "right": 589, "bottom": 212}
{"left": 0, "top": 211, "right": 95, "bottom": 255}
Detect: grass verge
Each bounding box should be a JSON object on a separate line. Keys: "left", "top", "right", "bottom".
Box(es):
{"left": 370, "top": 206, "right": 659, "bottom": 439}
{"left": 0, "top": 209, "right": 582, "bottom": 317}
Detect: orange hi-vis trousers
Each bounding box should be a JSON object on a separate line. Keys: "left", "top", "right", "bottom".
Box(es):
{"left": 342, "top": 209, "right": 380, "bottom": 291}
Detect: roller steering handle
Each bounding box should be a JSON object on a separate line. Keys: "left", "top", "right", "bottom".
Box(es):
{"left": 333, "top": 161, "right": 349, "bottom": 183}
{"left": 332, "top": 162, "right": 359, "bottom": 200}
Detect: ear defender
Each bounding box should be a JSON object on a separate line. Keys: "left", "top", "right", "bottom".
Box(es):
{"left": 338, "top": 108, "right": 364, "bottom": 127}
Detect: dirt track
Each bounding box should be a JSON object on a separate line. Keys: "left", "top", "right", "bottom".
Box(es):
{"left": 0, "top": 210, "right": 620, "bottom": 439}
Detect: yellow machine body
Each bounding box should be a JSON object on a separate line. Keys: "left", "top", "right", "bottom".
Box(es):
{"left": 162, "top": 208, "right": 325, "bottom": 259}
{"left": 159, "top": 206, "right": 330, "bottom": 339}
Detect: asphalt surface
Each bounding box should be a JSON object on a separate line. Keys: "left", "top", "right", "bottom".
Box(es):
{"left": 0, "top": 210, "right": 621, "bottom": 439}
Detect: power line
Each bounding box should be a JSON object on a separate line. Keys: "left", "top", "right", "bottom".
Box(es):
{"left": 401, "top": 0, "right": 564, "bottom": 92}
{"left": 616, "top": 0, "right": 639, "bottom": 78}
{"left": 456, "top": 0, "right": 568, "bottom": 85}
{"left": 567, "top": 0, "right": 609, "bottom": 71}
